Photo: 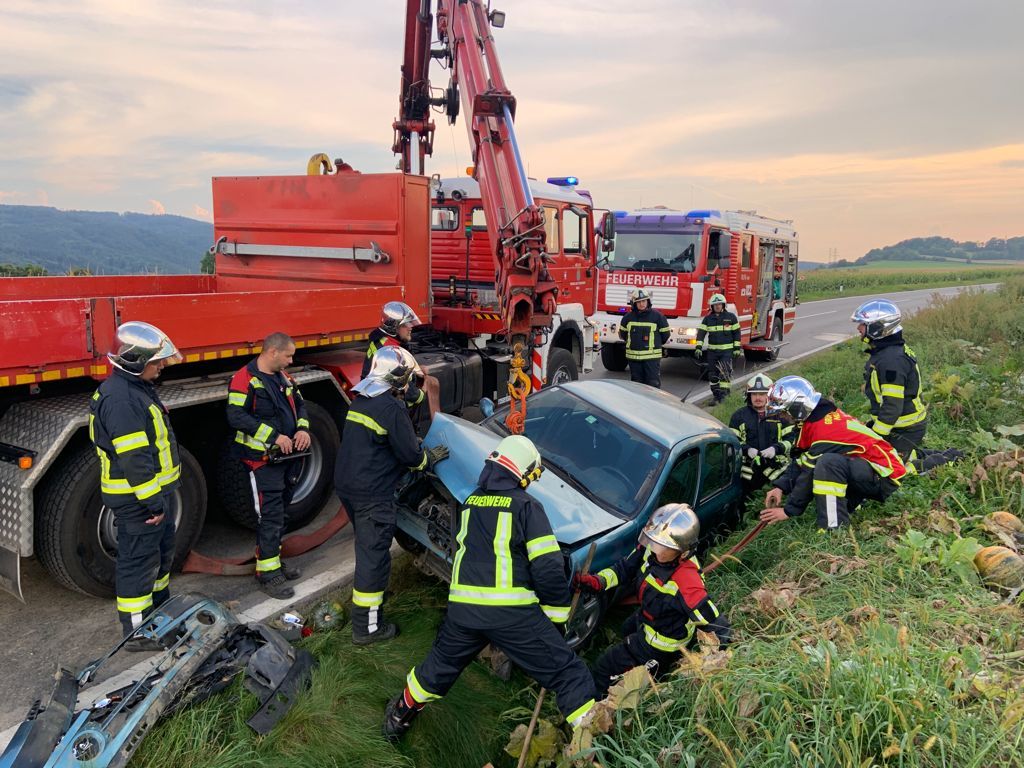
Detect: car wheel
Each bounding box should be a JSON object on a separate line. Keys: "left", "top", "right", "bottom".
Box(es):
{"left": 563, "top": 591, "right": 608, "bottom": 650}
{"left": 600, "top": 343, "right": 628, "bottom": 372}
{"left": 546, "top": 347, "right": 578, "bottom": 386}
{"left": 35, "top": 444, "right": 207, "bottom": 597}
{"left": 217, "top": 401, "right": 339, "bottom": 531}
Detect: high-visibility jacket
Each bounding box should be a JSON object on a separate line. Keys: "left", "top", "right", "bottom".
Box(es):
{"left": 696, "top": 309, "right": 741, "bottom": 352}
{"left": 227, "top": 360, "right": 309, "bottom": 464}
{"left": 334, "top": 393, "right": 427, "bottom": 504}
{"left": 446, "top": 465, "right": 572, "bottom": 627}
{"left": 361, "top": 329, "right": 425, "bottom": 408}
{"left": 863, "top": 333, "right": 927, "bottom": 437}
{"left": 596, "top": 546, "right": 728, "bottom": 652}
{"left": 619, "top": 307, "right": 671, "bottom": 361}
{"left": 782, "top": 400, "right": 907, "bottom": 517}
{"left": 89, "top": 369, "right": 180, "bottom": 515}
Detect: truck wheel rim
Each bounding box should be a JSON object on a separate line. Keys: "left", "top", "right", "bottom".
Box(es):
{"left": 289, "top": 439, "right": 323, "bottom": 505}
{"left": 96, "top": 493, "right": 184, "bottom": 559}
{"left": 550, "top": 366, "right": 573, "bottom": 385}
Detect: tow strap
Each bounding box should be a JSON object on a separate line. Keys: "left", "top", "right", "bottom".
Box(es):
{"left": 703, "top": 520, "right": 767, "bottom": 574}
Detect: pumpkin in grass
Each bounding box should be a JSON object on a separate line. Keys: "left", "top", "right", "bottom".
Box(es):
{"left": 974, "top": 546, "right": 1024, "bottom": 592}
{"left": 989, "top": 511, "right": 1024, "bottom": 533}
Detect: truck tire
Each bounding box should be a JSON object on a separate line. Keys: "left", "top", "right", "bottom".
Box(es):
{"left": 35, "top": 444, "right": 207, "bottom": 598}
{"left": 600, "top": 342, "right": 628, "bottom": 372}
{"left": 546, "top": 347, "right": 578, "bottom": 386}
{"left": 217, "top": 401, "right": 339, "bottom": 532}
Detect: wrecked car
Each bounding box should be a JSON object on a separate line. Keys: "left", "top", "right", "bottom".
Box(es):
{"left": 0, "top": 593, "right": 314, "bottom": 768}
{"left": 394, "top": 379, "right": 744, "bottom": 645}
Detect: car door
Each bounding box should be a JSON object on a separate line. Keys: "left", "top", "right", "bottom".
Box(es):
{"left": 696, "top": 440, "right": 741, "bottom": 538}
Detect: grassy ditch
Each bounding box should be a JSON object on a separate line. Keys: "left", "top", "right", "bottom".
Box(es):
{"left": 797, "top": 264, "right": 1024, "bottom": 301}
{"left": 138, "top": 280, "right": 1024, "bottom": 767}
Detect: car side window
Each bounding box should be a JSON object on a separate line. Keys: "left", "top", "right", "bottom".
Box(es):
{"left": 658, "top": 448, "right": 699, "bottom": 507}
{"left": 699, "top": 442, "right": 735, "bottom": 502}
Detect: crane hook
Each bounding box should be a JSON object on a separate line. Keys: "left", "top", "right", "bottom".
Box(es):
{"left": 504, "top": 342, "right": 532, "bottom": 435}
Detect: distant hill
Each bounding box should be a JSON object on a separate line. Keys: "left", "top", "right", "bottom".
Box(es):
{"left": 855, "top": 236, "right": 1024, "bottom": 267}
{"left": 0, "top": 205, "right": 213, "bottom": 275}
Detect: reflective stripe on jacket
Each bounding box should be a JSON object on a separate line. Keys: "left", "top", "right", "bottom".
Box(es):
{"left": 696, "top": 310, "right": 741, "bottom": 351}
{"left": 619, "top": 308, "right": 671, "bottom": 361}
{"left": 863, "top": 334, "right": 927, "bottom": 436}
{"left": 89, "top": 369, "right": 180, "bottom": 513}
{"left": 226, "top": 359, "right": 309, "bottom": 463}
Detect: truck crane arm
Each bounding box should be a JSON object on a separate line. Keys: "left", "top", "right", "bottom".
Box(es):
{"left": 396, "top": 0, "right": 560, "bottom": 432}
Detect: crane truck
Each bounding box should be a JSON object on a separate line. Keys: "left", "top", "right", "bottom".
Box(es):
{"left": 0, "top": 0, "right": 601, "bottom": 600}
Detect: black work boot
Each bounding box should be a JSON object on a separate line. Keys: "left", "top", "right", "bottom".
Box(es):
{"left": 281, "top": 561, "right": 302, "bottom": 581}
{"left": 352, "top": 621, "right": 399, "bottom": 646}
{"left": 257, "top": 571, "right": 295, "bottom": 600}
{"left": 382, "top": 692, "right": 421, "bottom": 742}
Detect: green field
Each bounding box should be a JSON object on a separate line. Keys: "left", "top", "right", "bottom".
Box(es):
{"left": 845, "top": 259, "right": 1019, "bottom": 270}
{"left": 798, "top": 263, "right": 1024, "bottom": 301}
{"left": 138, "top": 279, "right": 1024, "bottom": 768}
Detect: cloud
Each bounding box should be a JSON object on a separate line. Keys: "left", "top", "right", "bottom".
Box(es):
{"left": 191, "top": 204, "right": 210, "bottom": 220}
{"left": 148, "top": 199, "right": 165, "bottom": 215}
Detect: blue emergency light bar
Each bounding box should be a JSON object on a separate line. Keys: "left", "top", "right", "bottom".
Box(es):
{"left": 547, "top": 176, "right": 579, "bottom": 186}
{"left": 685, "top": 209, "right": 722, "bottom": 218}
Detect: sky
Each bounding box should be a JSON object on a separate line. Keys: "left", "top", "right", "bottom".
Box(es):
{"left": 1, "top": 0, "right": 1022, "bottom": 262}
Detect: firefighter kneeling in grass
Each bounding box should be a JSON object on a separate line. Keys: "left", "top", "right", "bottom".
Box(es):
{"left": 90, "top": 321, "right": 182, "bottom": 651}
{"left": 758, "top": 376, "right": 907, "bottom": 531}
{"left": 383, "top": 436, "right": 596, "bottom": 741}
{"left": 574, "top": 504, "right": 731, "bottom": 697}
{"left": 695, "top": 293, "right": 742, "bottom": 403}
{"left": 619, "top": 286, "right": 671, "bottom": 388}
{"left": 729, "top": 374, "right": 793, "bottom": 501}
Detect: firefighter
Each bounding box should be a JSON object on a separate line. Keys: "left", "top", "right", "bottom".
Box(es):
{"left": 575, "top": 504, "right": 732, "bottom": 698}
{"left": 758, "top": 375, "right": 907, "bottom": 531}
{"left": 362, "top": 301, "right": 440, "bottom": 428}
{"left": 336, "top": 346, "right": 446, "bottom": 645}
{"left": 851, "top": 299, "right": 961, "bottom": 471}
{"left": 695, "top": 293, "right": 742, "bottom": 403}
{"left": 227, "top": 332, "right": 310, "bottom": 599}
{"left": 728, "top": 374, "right": 793, "bottom": 500}
{"left": 619, "top": 286, "right": 671, "bottom": 388}
{"left": 89, "top": 321, "right": 182, "bottom": 651}
{"left": 382, "top": 435, "right": 596, "bottom": 741}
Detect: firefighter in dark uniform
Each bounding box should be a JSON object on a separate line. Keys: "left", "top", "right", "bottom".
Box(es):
{"left": 851, "top": 299, "right": 961, "bottom": 472}
{"left": 382, "top": 435, "right": 596, "bottom": 741}
{"left": 759, "top": 376, "right": 908, "bottom": 530}
{"left": 362, "top": 301, "right": 439, "bottom": 428}
{"left": 227, "top": 332, "right": 310, "bottom": 599}
{"left": 575, "top": 504, "right": 731, "bottom": 697}
{"left": 619, "top": 286, "right": 671, "bottom": 388}
{"left": 336, "top": 345, "right": 446, "bottom": 645}
{"left": 695, "top": 293, "right": 742, "bottom": 403}
{"left": 90, "top": 321, "right": 182, "bottom": 651}
{"left": 728, "top": 374, "right": 793, "bottom": 500}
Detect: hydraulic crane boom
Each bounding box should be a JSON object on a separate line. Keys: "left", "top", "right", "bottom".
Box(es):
{"left": 395, "top": 0, "right": 558, "bottom": 346}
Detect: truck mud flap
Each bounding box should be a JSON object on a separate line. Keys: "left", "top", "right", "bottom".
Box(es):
{"left": 0, "top": 545, "right": 21, "bottom": 601}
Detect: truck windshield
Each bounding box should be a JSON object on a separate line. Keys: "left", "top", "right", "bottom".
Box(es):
{"left": 485, "top": 387, "right": 664, "bottom": 519}
{"left": 608, "top": 232, "right": 702, "bottom": 273}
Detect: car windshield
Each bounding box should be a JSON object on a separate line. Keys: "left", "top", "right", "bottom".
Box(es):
{"left": 485, "top": 387, "right": 664, "bottom": 519}
{"left": 607, "top": 232, "right": 702, "bottom": 273}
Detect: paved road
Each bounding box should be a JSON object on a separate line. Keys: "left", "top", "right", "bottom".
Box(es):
{"left": 0, "top": 283, "right": 996, "bottom": 741}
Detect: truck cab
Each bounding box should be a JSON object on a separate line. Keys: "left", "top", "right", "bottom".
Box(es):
{"left": 595, "top": 208, "right": 799, "bottom": 370}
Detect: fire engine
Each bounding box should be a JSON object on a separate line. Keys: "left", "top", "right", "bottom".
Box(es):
{"left": 0, "top": 0, "right": 600, "bottom": 600}
{"left": 595, "top": 207, "right": 799, "bottom": 370}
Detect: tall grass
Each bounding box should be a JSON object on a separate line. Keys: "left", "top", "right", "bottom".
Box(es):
{"left": 797, "top": 265, "right": 1024, "bottom": 301}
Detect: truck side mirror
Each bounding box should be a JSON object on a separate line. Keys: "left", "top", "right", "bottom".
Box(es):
{"left": 601, "top": 213, "right": 615, "bottom": 239}
{"left": 601, "top": 238, "right": 615, "bottom": 253}
{"left": 718, "top": 232, "right": 732, "bottom": 269}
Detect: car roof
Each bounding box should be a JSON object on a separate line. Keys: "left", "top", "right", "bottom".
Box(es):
{"left": 557, "top": 379, "right": 730, "bottom": 448}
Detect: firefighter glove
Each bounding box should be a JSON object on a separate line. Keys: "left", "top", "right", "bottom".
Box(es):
{"left": 760, "top": 446, "right": 777, "bottom": 460}
{"left": 746, "top": 447, "right": 759, "bottom": 460}
{"left": 733, "top": 349, "right": 743, "bottom": 357}
{"left": 694, "top": 348, "right": 704, "bottom": 360}
{"left": 572, "top": 572, "right": 605, "bottom": 594}
{"left": 427, "top": 444, "right": 450, "bottom": 468}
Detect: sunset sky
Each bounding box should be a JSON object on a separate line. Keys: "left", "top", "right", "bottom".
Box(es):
{"left": 1, "top": 0, "right": 1021, "bottom": 262}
